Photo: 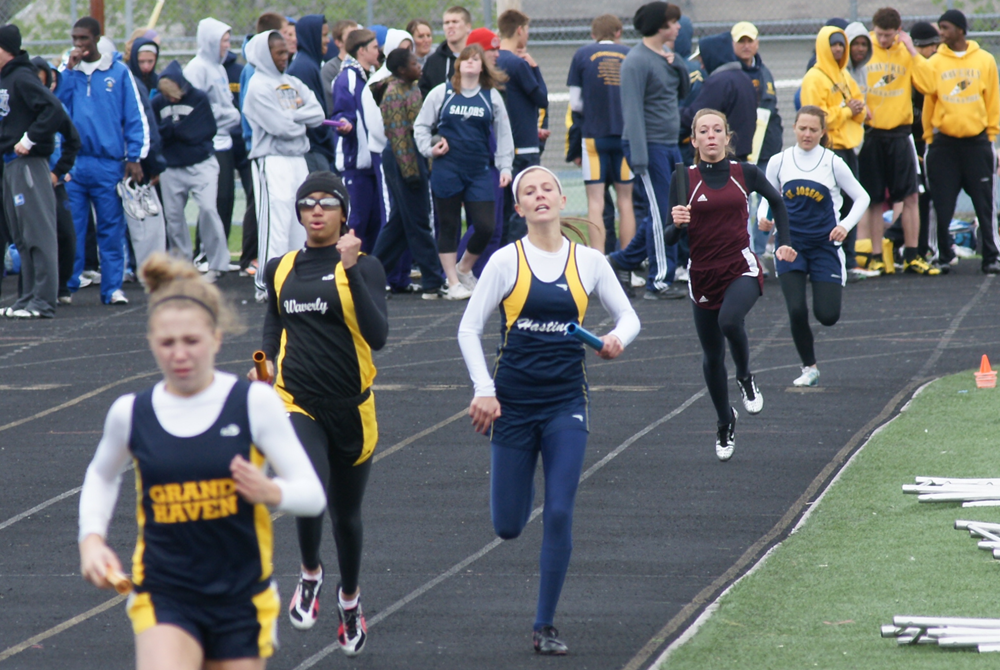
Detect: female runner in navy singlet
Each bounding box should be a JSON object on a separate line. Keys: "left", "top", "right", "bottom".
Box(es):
{"left": 758, "top": 106, "right": 870, "bottom": 388}
{"left": 666, "top": 109, "right": 797, "bottom": 462}
{"left": 78, "top": 254, "right": 325, "bottom": 670}
{"left": 458, "top": 166, "right": 640, "bottom": 655}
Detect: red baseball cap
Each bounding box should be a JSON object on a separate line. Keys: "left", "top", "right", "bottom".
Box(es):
{"left": 466, "top": 27, "right": 499, "bottom": 51}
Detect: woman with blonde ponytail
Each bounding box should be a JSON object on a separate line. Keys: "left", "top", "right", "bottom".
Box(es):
{"left": 77, "top": 253, "right": 325, "bottom": 670}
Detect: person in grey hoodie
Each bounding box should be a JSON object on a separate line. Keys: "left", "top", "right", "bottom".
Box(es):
{"left": 845, "top": 21, "right": 872, "bottom": 93}
{"left": 606, "top": 1, "right": 689, "bottom": 300}
{"left": 242, "top": 29, "right": 325, "bottom": 301}
{"left": 184, "top": 18, "right": 242, "bottom": 243}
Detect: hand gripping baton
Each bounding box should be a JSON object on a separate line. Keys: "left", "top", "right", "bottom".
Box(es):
{"left": 253, "top": 351, "right": 270, "bottom": 384}
{"left": 565, "top": 323, "right": 604, "bottom": 351}
{"left": 106, "top": 567, "right": 133, "bottom": 595}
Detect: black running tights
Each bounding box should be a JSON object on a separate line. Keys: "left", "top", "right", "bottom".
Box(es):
{"left": 435, "top": 197, "right": 494, "bottom": 254}
{"left": 778, "top": 271, "right": 842, "bottom": 368}
{"left": 692, "top": 276, "right": 760, "bottom": 425}
{"left": 290, "top": 413, "right": 372, "bottom": 594}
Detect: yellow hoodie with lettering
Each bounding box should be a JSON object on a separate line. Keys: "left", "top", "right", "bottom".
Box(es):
{"left": 865, "top": 33, "right": 935, "bottom": 129}
{"left": 922, "top": 40, "right": 1000, "bottom": 143}
{"left": 801, "top": 27, "right": 865, "bottom": 149}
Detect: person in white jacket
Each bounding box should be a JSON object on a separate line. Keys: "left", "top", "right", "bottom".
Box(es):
{"left": 242, "top": 30, "right": 325, "bottom": 302}
{"left": 183, "top": 18, "right": 242, "bottom": 247}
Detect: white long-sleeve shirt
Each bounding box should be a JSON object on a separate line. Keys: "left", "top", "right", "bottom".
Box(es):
{"left": 78, "top": 372, "right": 325, "bottom": 542}
{"left": 458, "top": 237, "right": 641, "bottom": 397}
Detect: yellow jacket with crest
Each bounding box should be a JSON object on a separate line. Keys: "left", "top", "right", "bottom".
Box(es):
{"left": 800, "top": 27, "right": 865, "bottom": 149}
{"left": 922, "top": 40, "right": 1000, "bottom": 143}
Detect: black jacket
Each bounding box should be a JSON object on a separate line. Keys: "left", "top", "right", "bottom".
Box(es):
{"left": 418, "top": 41, "right": 458, "bottom": 99}
{"left": 0, "top": 51, "right": 69, "bottom": 158}
{"left": 152, "top": 60, "right": 217, "bottom": 168}
{"left": 741, "top": 54, "right": 783, "bottom": 165}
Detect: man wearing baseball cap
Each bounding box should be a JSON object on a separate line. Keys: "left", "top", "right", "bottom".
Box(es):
{"left": 923, "top": 9, "right": 1000, "bottom": 274}
{"left": 732, "top": 21, "right": 783, "bottom": 260}
{"left": 466, "top": 26, "right": 499, "bottom": 66}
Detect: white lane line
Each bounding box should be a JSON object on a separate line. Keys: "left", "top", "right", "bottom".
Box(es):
{"left": 0, "top": 594, "right": 128, "bottom": 662}
{"left": 0, "top": 487, "right": 83, "bottom": 532}
{"left": 916, "top": 275, "right": 993, "bottom": 379}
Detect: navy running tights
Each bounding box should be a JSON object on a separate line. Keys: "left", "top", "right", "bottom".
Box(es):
{"left": 491, "top": 420, "right": 588, "bottom": 630}
{"left": 291, "top": 413, "right": 371, "bottom": 594}
{"left": 692, "top": 276, "right": 760, "bottom": 425}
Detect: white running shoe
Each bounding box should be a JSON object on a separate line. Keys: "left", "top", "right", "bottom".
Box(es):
{"left": 255, "top": 288, "right": 268, "bottom": 304}
{"left": 337, "top": 597, "right": 367, "bottom": 656}
{"left": 716, "top": 408, "right": 737, "bottom": 462}
{"left": 288, "top": 568, "right": 323, "bottom": 630}
{"left": 737, "top": 375, "right": 763, "bottom": 414}
{"left": 443, "top": 283, "right": 472, "bottom": 300}
{"left": 673, "top": 266, "right": 690, "bottom": 283}
{"left": 109, "top": 290, "right": 129, "bottom": 305}
{"left": 630, "top": 271, "right": 646, "bottom": 287}
{"left": 457, "top": 269, "right": 477, "bottom": 291}
{"left": 11, "top": 308, "right": 40, "bottom": 318}
{"left": 793, "top": 366, "right": 820, "bottom": 387}
{"left": 195, "top": 260, "right": 210, "bottom": 273}
{"left": 117, "top": 179, "right": 146, "bottom": 220}
{"left": 137, "top": 183, "right": 159, "bottom": 216}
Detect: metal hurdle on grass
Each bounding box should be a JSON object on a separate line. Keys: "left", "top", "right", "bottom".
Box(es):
{"left": 881, "top": 616, "right": 1000, "bottom": 652}
{"left": 901, "top": 477, "right": 1000, "bottom": 507}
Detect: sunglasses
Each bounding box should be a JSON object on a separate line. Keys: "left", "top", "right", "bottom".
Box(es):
{"left": 297, "top": 197, "right": 342, "bottom": 211}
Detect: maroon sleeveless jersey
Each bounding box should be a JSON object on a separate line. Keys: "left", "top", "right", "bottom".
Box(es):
{"left": 683, "top": 161, "right": 763, "bottom": 310}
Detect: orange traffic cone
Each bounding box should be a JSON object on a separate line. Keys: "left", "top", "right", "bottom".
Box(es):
{"left": 976, "top": 355, "right": 997, "bottom": 389}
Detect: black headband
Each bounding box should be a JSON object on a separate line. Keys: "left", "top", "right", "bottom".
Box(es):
{"left": 151, "top": 295, "right": 217, "bottom": 323}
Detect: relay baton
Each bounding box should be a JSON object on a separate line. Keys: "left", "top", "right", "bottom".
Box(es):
{"left": 565, "top": 323, "right": 604, "bottom": 351}
{"left": 322, "top": 119, "right": 348, "bottom": 128}
{"left": 106, "top": 567, "right": 133, "bottom": 595}
{"left": 253, "top": 351, "right": 270, "bottom": 383}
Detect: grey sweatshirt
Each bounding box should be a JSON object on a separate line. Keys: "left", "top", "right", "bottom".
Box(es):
{"left": 620, "top": 42, "right": 689, "bottom": 175}
{"left": 243, "top": 31, "right": 325, "bottom": 160}
{"left": 183, "top": 18, "right": 242, "bottom": 152}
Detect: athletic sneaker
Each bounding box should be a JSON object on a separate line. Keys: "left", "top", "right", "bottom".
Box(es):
{"left": 2, "top": 307, "right": 12, "bottom": 317}
{"left": 716, "top": 409, "right": 737, "bottom": 462}
{"left": 903, "top": 257, "right": 940, "bottom": 275}
{"left": 982, "top": 261, "right": 1000, "bottom": 275}
{"left": 533, "top": 626, "right": 568, "bottom": 655}
{"left": 847, "top": 267, "right": 880, "bottom": 281}
{"left": 288, "top": 568, "right": 323, "bottom": 630}
{"left": 737, "top": 375, "right": 763, "bottom": 414}
{"left": 195, "top": 260, "right": 210, "bottom": 273}
{"left": 337, "top": 598, "right": 367, "bottom": 656}
{"left": 866, "top": 259, "right": 886, "bottom": 275}
{"left": 643, "top": 284, "right": 685, "bottom": 300}
{"left": 443, "top": 283, "right": 472, "bottom": 301}
{"left": 255, "top": 289, "right": 267, "bottom": 304}
{"left": 421, "top": 286, "right": 446, "bottom": 300}
{"left": 116, "top": 179, "right": 146, "bottom": 220}
{"left": 673, "top": 266, "right": 689, "bottom": 283}
{"left": 456, "top": 269, "right": 477, "bottom": 291}
{"left": 109, "top": 290, "right": 129, "bottom": 305}
{"left": 240, "top": 260, "right": 259, "bottom": 278}
{"left": 10, "top": 308, "right": 40, "bottom": 318}
{"left": 137, "top": 184, "right": 159, "bottom": 216}
{"left": 793, "top": 366, "right": 820, "bottom": 387}
{"left": 58, "top": 295, "right": 72, "bottom": 305}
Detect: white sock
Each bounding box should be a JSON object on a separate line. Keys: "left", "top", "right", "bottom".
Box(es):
{"left": 302, "top": 567, "right": 323, "bottom": 583}
{"left": 339, "top": 588, "right": 359, "bottom": 610}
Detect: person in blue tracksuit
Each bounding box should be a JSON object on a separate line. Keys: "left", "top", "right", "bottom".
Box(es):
{"left": 458, "top": 166, "right": 639, "bottom": 655}
{"left": 58, "top": 17, "right": 149, "bottom": 305}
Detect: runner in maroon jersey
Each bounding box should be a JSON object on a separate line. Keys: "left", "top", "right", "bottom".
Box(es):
{"left": 666, "top": 109, "right": 797, "bottom": 461}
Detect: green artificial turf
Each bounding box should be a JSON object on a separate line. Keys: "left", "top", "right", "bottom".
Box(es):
{"left": 661, "top": 372, "right": 1000, "bottom": 669}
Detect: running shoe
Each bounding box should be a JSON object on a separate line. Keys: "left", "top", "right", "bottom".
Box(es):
{"left": 630, "top": 271, "right": 646, "bottom": 287}
{"left": 10, "top": 308, "right": 40, "bottom": 318}
{"left": 982, "top": 261, "right": 1000, "bottom": 275}
{"left": 288, "top": 568, "right": 323, "bottom": 630}
{"left": 866, "top": 259, "right": 886, "bottom": 275}
{"left": 255, "top": 288, "right": 268, "bottom": 304}
{"left": 643, "top": 284, "right": 685, "bottom": 300}
{"left": 137, "top": 184, "right": 160, "bottom": 216}
{"left": 737, "top": 375, "right": 763, "bottom": 414}
{"left": 81, "top": 270, "right": 101, "bottom": 285}
{"left": 421, "top": 286, "right": 447, "bottom": 300}
{"left": 116, "top": 179, "right": 146, "bottom": 220}
{"left": 109, "top": 290, "right": 129, "bottom": 305}
{"left": 673, "top": 266, "right": 689, "bottom": 283}
{"left": 443, "top": 283, "right": 472, "bottom": 300}
{"left": 846, "top": 267, "right": 880, "bottom": 281}
{"left": 58, "top": 295, "right": 72, "bottom": 305}
{"left": 716, "top": 409, "right": 737, "bottom": 461}
{"left": 533, "top": 626, "right": 568, "bottom": 655}
{"left": 240, "top": 260, "right": 259, "bottom": 278}
{"left": 337, "top": 597, "right": 367, "bottom": 656}
{"left": 903, "top": 257, "right": 940, "bottom": 275}
{"left": 793, "top": 366, "right": 820, "bottom": 387}
{"left": 456, "top": 269, "right": 478, "bottom": 291}
{"left": 195, "top": 260, "right": 210, "bottom": 273}
{"left": 2, "top": 307, "right": 13, "bottom": 317}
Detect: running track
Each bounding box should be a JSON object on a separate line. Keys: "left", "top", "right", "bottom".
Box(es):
{"left": 0, "top": 265, "right": 996, "bottom": 669}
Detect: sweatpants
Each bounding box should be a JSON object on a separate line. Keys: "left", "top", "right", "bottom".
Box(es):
{"left": 290, "top": 412, "right": 372, "bottom": 595}
{"left": 778, "top": 271, "right": 842, "bottom": 368}
{"left": 123, "top": 185, "right": 166, "bottom": 272}
{"left": 54, "top": 184, "right": 76, "bottom": 299}
{"left": 692, "top": 276, "right": 760, "bottom": 425}
{"left": 5, "top": 156, "right": 58, "bottom": 316}
{"left": 215, "top": 148, "right": 235, "bottom": 241}
{"left": 491, "top": 417, "right": 588, "bottom": 630}
{"left": 66, "top": 155, "right": 127, "bottom": 303}
{"left": 926, "top": 134, "right": 1000, "bottom": 268}
{"left": 608, "top": 141, "right": 679, "bottom": 291}
{"left": 372, "top": 149, "right": 444, "bottom": 292}
{"left": 253, "top": 154, "right": 309, "bottom": 292}
{"left": 160, "top": 156, "right": 229, "bottom": 272}
{"left": 343, "top": 158, "right": 384, "bottom": 255}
